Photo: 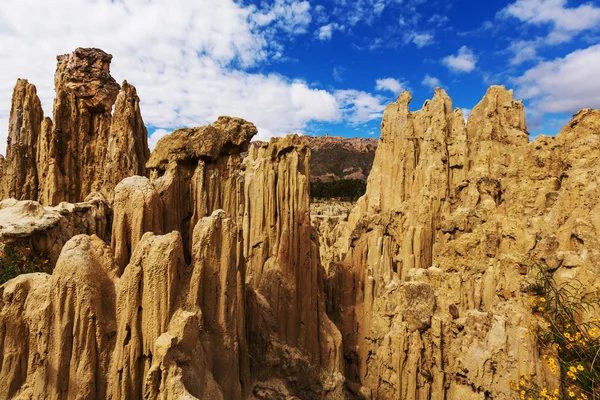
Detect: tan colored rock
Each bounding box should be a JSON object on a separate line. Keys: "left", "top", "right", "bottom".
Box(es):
{"left": 0, "top": 197, "right": 109, "bottom": 267}
{"left": 111, "top": 176, "right": 163, "bottom": 270}
{"left": 3, "top": 79, "right": 44, "bottom": 200}
{"left": 324, "top": 86, "right": 600, "bottom": 399}
{"left": 103, "top": 81, "right": 150, "bottom": 196}
{"left": 1, "top": 49, "right": 150, "bottom": 206}
{"left": 147, "top": 116, "right": 256, "bottom": 257}
{"left": 187, "top": 210, "right": 249, "bottom": 399}
{"left": 243, "top": 135, "right": 344, "bottom": 397}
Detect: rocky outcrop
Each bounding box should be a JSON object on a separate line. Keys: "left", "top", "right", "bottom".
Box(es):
{"left": 147, "top": 116, "right": 256, "bottom": 258}
{"left": 0, "top": 196, "right": 109, "bottom": 267}
{"left": 324, "top": 86, "right": 600, "bottom": 399}
{"left": 243, "top": 136, "right": 344, "bottom": 398}
{"left": 0, "top": 106, "right": 343, "bottom": 398}
{"left": 0, "top": 48, "right": 150, "bottom": 206}
{"left": 2, "top": 80, "right": 44, "bottom": 200}
{"left": 111, "top": 176, "right": 163, "bottom": 270}
{"left": 252, "top": 135, "right": 378, "bottom": 183}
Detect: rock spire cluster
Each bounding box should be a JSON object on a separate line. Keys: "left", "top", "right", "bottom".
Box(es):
{"left": 0, "top": 48, "right": 599, "bottom": 400}
{"left": 0, "top": 48, "right": 149, "bottom": 205}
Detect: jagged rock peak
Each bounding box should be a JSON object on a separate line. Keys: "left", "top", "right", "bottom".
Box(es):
{"left": 0, "top": 48, "right": 150, "bottom": 205}
{"left": 2, "top": 79, "right": 44, "bottom": 200}
{"left": 55, "top": 47, "right": 120, "bottom": 113}
{"left": 147, "top": 116, "right": 257, "bottom": 171}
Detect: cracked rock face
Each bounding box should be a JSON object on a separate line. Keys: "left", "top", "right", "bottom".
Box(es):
{"left": 320, "top": 86, "right": 600, "bottom": 399}
{"left": 0, "top": 48, "right": 149, "bottom": 206}
{"left": 2, "top": 48, "right": 600, "bottom": 400}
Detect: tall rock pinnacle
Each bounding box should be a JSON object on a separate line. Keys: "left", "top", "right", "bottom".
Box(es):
{"left": 1, "top": 48, "right": 150, "bottom": 205}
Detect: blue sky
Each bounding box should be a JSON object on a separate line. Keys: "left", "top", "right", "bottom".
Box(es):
{"left": 0, "top": 0, "right": 599, "bottom": 153}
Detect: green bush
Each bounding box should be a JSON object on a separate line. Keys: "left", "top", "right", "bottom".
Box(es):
{"left": 310, "top": 179, "right": 367, "bottom": 201}
{"left": 511, "top": 261, "right": 600, "bottom": 400}
{"left": 0, "top": 246, "right": 52, "bottom": 285}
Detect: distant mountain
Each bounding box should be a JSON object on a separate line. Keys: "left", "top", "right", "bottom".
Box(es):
{"left": 251, "top": 134, "right": 378, "bottom": 182}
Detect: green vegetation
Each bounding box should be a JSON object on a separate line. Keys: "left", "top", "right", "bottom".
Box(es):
{"left": 0, "top": 246, "right": 52, "bottom": 285}
{"left": 310, "top": 179, "right": 367, "bottom": 201}
{"left": 511, "top": 261, "right": 600, "bottom": 400}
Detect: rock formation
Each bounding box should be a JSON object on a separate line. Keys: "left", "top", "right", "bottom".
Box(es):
{"left": 243, "top": 136, "right": 344, "bottom": 397}
{"left": 322, "top": 86, "right": 600, "bottom": 399}
{"left": 2, "top": 79, "right": 44, "bottom": 201}
{"left": 146, "top": 116, "right": 256, "bottom": 259}
{"left": 0, "top": 48, "right": 149, "bottom": 206}
{"left": 252, "top": 135, "right": 378, "bottom": 183}
{"left": 0, "top": 89, "right": 343, "bottom": 398}
{"left": 2, "top": 47, "right": 600, "bottom": 400}
{"left": 0, "top": 196, "right": 109, "bottom": 267}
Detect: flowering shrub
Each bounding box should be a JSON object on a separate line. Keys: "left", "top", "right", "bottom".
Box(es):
{"left": 0, "top": 246, "right": 52, "bottom": 285}
{"left": 512, "top": 261, "right": 600, "bottom": 400}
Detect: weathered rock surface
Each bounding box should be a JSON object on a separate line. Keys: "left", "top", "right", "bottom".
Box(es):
{"left": 322, "top": 86, "right": 600, "bottom": 399}
{"left": 2, "top": 79, "right": 44, "bottom": 200}
{"left": 147, "top": 116, "right": 256, "bottom": 258}
{"left": 0, "top": 111, "right": 342, "bottom": 399}
{"left": 243, "top": 136, "right": 344, "bottom": 398}
{"left": 0, "top": 48, "right": 149, "bottom": 206}
{"left": 0, "top": 196, "right": 109, "bottom": 266}
{"left": 252, "top": 135, "right": 378, "bottom": 183}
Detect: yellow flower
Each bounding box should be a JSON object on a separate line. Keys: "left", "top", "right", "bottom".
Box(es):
{"left": 569, "top": 366, "right": 577, "bottom": 373}
{"left": 540, "top": 297, "right": 546, "bottom": 302}
{"left": 581, "top": 394, "right": 588, "bottom": 400}
{"left": 538, "top": 307, "right": 545, "bottom": 312}
{"left": 519, "top": 380, "right": 525, "bottom": 386}
{"left": 569, "top": 391, "right": 575, "bottom": 398}
{"left": 577, "top": 365, "right": 584, "bottom": 371}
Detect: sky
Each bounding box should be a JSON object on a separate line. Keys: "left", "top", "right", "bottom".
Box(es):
{"left": 0, "top": 0, "right": 599, "bottom": 154}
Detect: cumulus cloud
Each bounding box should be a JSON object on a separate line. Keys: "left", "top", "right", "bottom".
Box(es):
{"left": 442, "top": 46, "right": 477, "bottom": 73}
{"left": 405, "top": 32, "right": 434, "bottom": 48}
{"left": 334, "top": 90, "right": 387, "bottom": 125}
{"left": 375, "top": 78, "right": 406, "bottom": 94}
{"left": 0, "top": 0, "right": 363, "bottom": 155}
{"left": 501, "top": 0, "right": 600, "bottom": 44}
{"left": 508, "top": 40, "right": 540, "bottom": 65}
{"left": 316, "top": 23, "right": 343, "bottom": 40}
{"left": 515, "top": 44, "right": 600, "bottom": 114}
{"left": 421, "top": 74, "right": 442, "bottom": 89}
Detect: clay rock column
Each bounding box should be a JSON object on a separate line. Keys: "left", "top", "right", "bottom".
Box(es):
{"left": 243, "top": 135, "right": 343, "bottom": 387}
{"left": 111, "top": 176, "right": 164, "bottom": 271}
{"left": 3, "top": 79, "right": 44, "bottom": 200}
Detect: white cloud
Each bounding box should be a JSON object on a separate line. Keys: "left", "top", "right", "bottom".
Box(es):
{"left": 0, "top": 116, "right": 7, "bottom": 155}
{"left": 405, "top": 32, "right": 434, "bottom": 48}
{"left": 515, "top": 44, "right": 600, "bottom": 114}
{"left": 334, "top": 90, "right": 387, "bottom": 125}
{"left": 333, "top": 67, "right": 345, "bottom": 82}
{"left": 442, "top": 46, "right": 477, "bottom": 73}
{"left": 316, "top": 23, "right": 343, "bottom": 40}
{"left": 148, "top": 129, "right": 171, "bottom": 151}
{"left": 460, "top": 108, "right": 472, "bottom": 122}
{"left": 252, "top": 0, "right": 312, "bottom": 35}
{"left": 0, "top": 0, "right": 366, "bottom": 155}
{"left": 508, "top": 40, "right": 540, "bottom": 65}
{"left": 422, "top": 74, "right": 442, "bottom": 89}
{"left": 375, "top": 78, "right": 407, "bottom": 94}
{"left": 502, "top": 0, "right": 600, "bottom": 44}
